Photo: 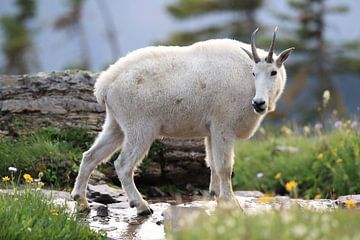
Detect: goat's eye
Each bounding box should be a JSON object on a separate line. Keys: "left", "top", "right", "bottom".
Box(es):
{"left": 271, "top": 71, "right": 277, "bottom": 76}
{"left": 252, "top": 72, "right": 255, "bottom": 77}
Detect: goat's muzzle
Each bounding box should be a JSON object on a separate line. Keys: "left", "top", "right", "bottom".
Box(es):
{"left": 252, "top": 98, "right": 267, "bottom": 114}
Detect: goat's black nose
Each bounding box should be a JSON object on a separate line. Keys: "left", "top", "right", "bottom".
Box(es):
{"left": 252, "top": 99, "right": 267, "bottom": 113}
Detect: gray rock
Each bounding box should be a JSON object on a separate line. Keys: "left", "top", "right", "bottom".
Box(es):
{"left": 338, "top": 194, "right": 360, "bottom": 208}
{"left": 88, "top": 169, "right": 109, "bottom": 185}
{"left": 234, "top": 191, "right": 264, "bottom": 198}
{"left": 148, "top": 186, "right": 166, "bottom": 197}
{"left": 87, "top": 184, "right": 126, "bottom": 204}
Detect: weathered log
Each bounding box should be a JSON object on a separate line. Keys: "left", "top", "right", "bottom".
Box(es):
{"left": 0, "top": 70, "right": 210, "bottom": 187}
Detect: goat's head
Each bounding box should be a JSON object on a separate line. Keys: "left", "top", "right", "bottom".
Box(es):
{"left": 242, "top": 27, "right": 294, "bottom": 115}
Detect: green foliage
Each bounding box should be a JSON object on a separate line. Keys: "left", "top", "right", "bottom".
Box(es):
{"left": 167, "top": 0, "right": 262, "bottom": 19}
{"left": 169, "top": 207, "right": 360, "bottom": 240}
{"left": 0, "top": 128, "right": 95, "bottom": 188}
{"left": 0, "top": 0, "right": 37, "bottom": 73}
{"left": 163, "top": 0, "right": 263, "bottom": 45}
{"left": 0, "top": 190, "right": 105, "bottom": 240}
{"left": 233, "top": 128, "right": 360, "bottom": 199}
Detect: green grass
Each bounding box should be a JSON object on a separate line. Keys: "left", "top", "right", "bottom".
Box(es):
{"left": 0, "top": 128, "right": 95, "bottom": 188}
{"left": 0, "top": 189, "right": 105, "bottom": 240}
{"left": 233, "top": 129, "right": 360, "bottom": 199}
{"left": 0, "top": 124, "right": 359, "bottom": 198}
{"left": 169, "top": 207, "right": 360, "bottom": 240}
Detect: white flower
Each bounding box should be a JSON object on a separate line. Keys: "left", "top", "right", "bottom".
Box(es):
{"left": 334, "top": 121, "right": 343, "bottom": 129}
{"left": 292, "top": 224, "right": 307, "bottom": 238}
{"left": 350, "top": 121, "right": 358, "bottom": 129}
{"left": 256, "top": 172, "right": 264, "bottom": 178}
{"left": 8, "top": 167, "right": 18, "bottom": 172}
{"left": 303, "top": 126, "right": 311, "bottom": 135}
{"left": 314, "top": 123, "right": 323, "bottom": 130}
{"left": 322, "top": 90, "right": 330, "bottom": 106}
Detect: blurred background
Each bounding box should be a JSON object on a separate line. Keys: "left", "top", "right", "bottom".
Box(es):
{"left": 0, "top": 0, "right": 359, "bottom": 121}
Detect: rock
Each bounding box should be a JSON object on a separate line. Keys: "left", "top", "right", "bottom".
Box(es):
{"left": 97, "top": 205, "right": 109, "bottom": 217}
{"left": 88, "top": 169, "right": 109, "bottom": 185}
{"left": 87, "top": 184, "right": 127, "bottom": 204}
{"left": 0, "top": 71, "right": 104, "bottom": 134}
{"left": 148, "top": 186, "right": 166, "bottom": 197}
{"left": 234, "top": 191, "right": 264, "bottom": 198}
{"left": 338, "top": 194, "right": 360, "bottom": 208}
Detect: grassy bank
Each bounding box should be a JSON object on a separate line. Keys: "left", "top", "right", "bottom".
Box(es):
{"left": 169, "top": 207, "right": 360, "bottom": 240}
{"left": 0, "top": 122, "right": 359, "bottom": 198}
{"left": 0, "top": 189, "right": 105, "bottom": 240}
{"left": 233, "top": 128, "right": 360, "bottom": 199}
{"left": 0, "top": 128, "right": 94, "bottom": 188}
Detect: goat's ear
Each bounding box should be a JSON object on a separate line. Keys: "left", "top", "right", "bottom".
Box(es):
{"left": 241, "top": 47, "right": 254, "bottom": 61}
{"left": 276, "top": 47, "right": 295, "bottom": 67}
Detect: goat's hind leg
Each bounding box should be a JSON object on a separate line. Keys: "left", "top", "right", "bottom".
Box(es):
{"left": 205, "top": 137, "right": 220, "bottom": 197}
{"left": 114, "top": 127, "right": 156, "bottom": 216}
{"left": 71, "top": 113, "right": 124, "bottom": 209}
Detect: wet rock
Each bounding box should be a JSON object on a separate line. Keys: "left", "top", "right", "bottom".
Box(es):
{"left": 87, "top": 184, "right": 126, "bottom": 204}
{"left": 91, "top": 202, "right": 109, "bottom": 217}
{"left": 93, "top": 194, "right": 119, "bottom": 205}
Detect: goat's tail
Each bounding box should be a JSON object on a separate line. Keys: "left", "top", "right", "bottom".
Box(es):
{"left": 94, "top": 62, "right": 121, "bottom": 105}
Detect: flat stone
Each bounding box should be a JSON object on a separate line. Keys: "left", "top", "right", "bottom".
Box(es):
{"left": 234, "top": 191, "right": 264, "bottom": 198}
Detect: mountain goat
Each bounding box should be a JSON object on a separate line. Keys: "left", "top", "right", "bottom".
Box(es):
{"left": 71, "top": 28, "right": 294, "bottom": 215}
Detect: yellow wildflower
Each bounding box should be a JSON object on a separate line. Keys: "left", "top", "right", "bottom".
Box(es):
{"left": 285, "top": 180, "right": 298, "bottom": 192}
{"left": 274, "top": 172, "right": 282, "bottom": 180}
{"left": 336, "top": 158, "right": 343, "bottom": 164}
{"left": 257, "top": 194, "right": 274, "bottom": 204}
{"left": 50, "top": 209, "right": 58, "bottom": 216}
{"left": 23, "top": 173, "right": 33, "bottom": 183}
{"left": 331, "top": 148, "right": 337, "bottom": 156}
{"left": 280, "top": 126, "right": 292, "bottom": 135}
{"left": 39, "top": 181, "right": 45, "bottom": 187}
{"left": 345, "top": 199, "right": 356, "bottom": 209}
{"left": 344, "top": 120, "right": 352, "bottom": 128}
{"left": 2, "top": 176, "right": 10, "bottom": 182}
{"left": 317, "top": 153, "right": 324, "bottom": 160}
{"left": 314, "top": 194, "right": 321, "bottom": 199}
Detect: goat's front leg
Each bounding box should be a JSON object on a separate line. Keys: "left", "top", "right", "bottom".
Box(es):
{"left": 210, "top": 130, "right": 239, "bottom": 207}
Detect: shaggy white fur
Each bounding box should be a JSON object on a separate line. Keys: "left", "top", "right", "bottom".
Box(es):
{"left": 72, "top": 33, "right": 294, "bottom": 215}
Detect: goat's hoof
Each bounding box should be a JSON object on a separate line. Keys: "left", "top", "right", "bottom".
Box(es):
{"left": 209, "top": 191, "right": 218, "bottom": 197}
{"left": 138, "top": 208, "right": 154, "bottom": 216}
{"left": 129, "top": 200, "right": 136, "bottom": 208}
{"left": 71, "top": 193, "right": 81, "bottom": 201}
{"left": 217, "top": 196, "right": 241, "bottom": 209}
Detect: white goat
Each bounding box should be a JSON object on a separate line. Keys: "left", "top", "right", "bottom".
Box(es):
{"left": 71, "top": 28, "right": 294, "bottom": 215}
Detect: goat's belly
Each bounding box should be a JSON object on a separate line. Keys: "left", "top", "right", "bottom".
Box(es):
{"left": 159, "top": 120, "right": 209, "bottom": 138}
